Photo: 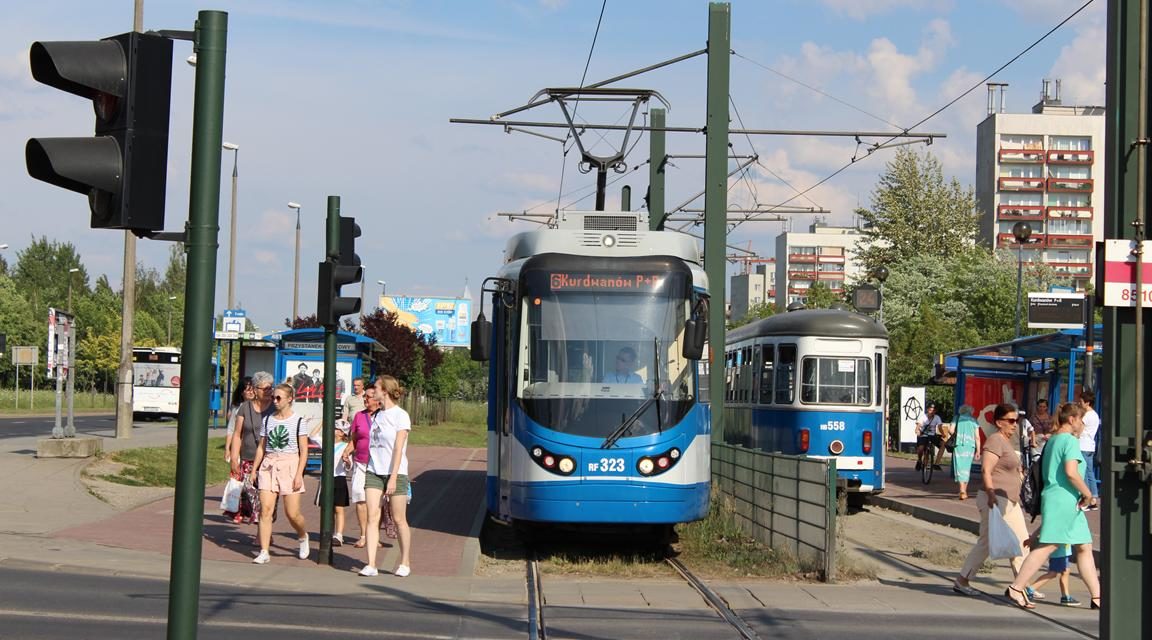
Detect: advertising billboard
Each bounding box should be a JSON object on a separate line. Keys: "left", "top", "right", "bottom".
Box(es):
{"left": 379, "top": 296, "right": 471, "bottom": 348}
{"left": 284, "top": 358, "right": 354, "bottom": 424}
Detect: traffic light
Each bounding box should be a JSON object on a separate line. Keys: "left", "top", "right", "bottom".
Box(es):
{"left": 25, "top": 32, "right": 173, "bottom": 232}
{"left": 317, "top": 216, "right": 362, "bottom": 327}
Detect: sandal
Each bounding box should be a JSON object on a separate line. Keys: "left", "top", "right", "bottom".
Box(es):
{"left": 1005, "top": 586, "right": 1035, "bottom": 609}
{"left": 353, "top": 538, "right": 366, "bottom": 549}
{"left": 1091, "top": 597, "right": 1101, "bottom": 610}
{"left": 959, "top": 492, "right": 968, "bottom": 501}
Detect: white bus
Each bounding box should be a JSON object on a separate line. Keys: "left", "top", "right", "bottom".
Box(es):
{"left": 132, "top": 347, "right": 181, "bottom": 419}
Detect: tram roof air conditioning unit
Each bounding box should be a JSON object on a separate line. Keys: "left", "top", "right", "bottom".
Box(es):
{"left": 554, "top": 210, "right": 648, "bottom": 232}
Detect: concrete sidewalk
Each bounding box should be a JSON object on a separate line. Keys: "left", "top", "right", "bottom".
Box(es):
{"left": 0, "top": 428, "right": 1100, "bottom": 636}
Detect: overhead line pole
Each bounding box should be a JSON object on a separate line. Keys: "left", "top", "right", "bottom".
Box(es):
{"left": 648, "top": 108, "right": 666, "bottom": 230}
{"left": 704, "top": 2, "right": 730, "bottom": 441}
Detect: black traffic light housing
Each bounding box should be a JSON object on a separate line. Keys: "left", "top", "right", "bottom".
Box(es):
{"left": 317, "top": 216, "right": 363, "bottom": 327}
{"left": 26, "top": 32, "right": 173, "bottom": 232}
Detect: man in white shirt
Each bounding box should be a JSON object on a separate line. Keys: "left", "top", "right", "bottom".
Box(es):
{"left": 1078, "top": 389, "right": 1100, "bottom": 499}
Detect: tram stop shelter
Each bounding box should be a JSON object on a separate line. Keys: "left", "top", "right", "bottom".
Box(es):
{"left": 931, "top": 325, "right": 1103, "bottom": 422}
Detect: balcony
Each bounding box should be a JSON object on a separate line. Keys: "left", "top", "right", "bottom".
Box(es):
{"left": 998, "top": 176, "right": 1045, "bottom": 191}
{"left": 1047, "top": 177, "right": 1094, "bottom": 193}
{"left": 1048, "top": 262, "right": 1093, "bottom": 277}
{"left": 787, "top": 270, "right": 817, "bottom": 280}
{"left": 816, "top": 254, "right": 846, "bottom": 263}
{"left": 788, "top": 254, "right": 817, "bottom": 263}
{"left": 1046, "top": 150, "right": 1094, "bottom": 165}
{"left": 999, "top": 148, "right": 1045, "bottom": 163}
{"left": 1046, "top": 234, "right": 1093, "bottom": 249}
{"left": 817, "top": 272, "right": 845, "bottom": 281}
{"left": 997, "top": 204, "right": 1044, "bottom": 220}
{"left": 1046, "top": 205, "right": 1093, "bottom": 219}
{"left": 787, "top": 287, "right": 810, "bottom": 295}
{"left": 998, "top": 233, "right": 1047, "bottom": 248}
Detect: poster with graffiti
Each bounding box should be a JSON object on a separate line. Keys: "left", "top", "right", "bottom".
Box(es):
{"left": 282, "top": 358, "right": 354, "bottom": 423}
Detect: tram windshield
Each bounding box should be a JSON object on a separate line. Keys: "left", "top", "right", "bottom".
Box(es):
{"left": 516, "top": 266, "right": 697, "bottom": 438}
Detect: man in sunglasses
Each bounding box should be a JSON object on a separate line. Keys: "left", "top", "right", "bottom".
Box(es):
{"left": 602, "top": 346, "right": 643, "bottom": 384}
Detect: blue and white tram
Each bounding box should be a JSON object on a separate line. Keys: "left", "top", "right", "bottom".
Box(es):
{"left": 724, "top": 309, "right": 888, "bottom": 499}
{"left": 471, "top": 211, "right": 712, "bottom": 529}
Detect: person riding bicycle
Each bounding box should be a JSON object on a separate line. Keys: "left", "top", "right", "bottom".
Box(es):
{"left": 916, "top": 402, "right": 945, "bottom": 471}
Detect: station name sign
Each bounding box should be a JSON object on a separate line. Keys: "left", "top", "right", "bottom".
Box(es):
{"left": 549, "top": 273, "right": 665, "bottom": 292}
{"left": 1099, "top": 239, "right": 1152, "bottom": 307}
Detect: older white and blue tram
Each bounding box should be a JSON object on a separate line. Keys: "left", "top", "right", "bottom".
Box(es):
{"left": 471, "top": 211, "right": 712, "bottom": 529}
{"left": 724, "top": 309, "right": 889, "bottom": 501}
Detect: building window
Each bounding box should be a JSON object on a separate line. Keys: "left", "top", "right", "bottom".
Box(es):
{"left": 1047, "top": 193, "right": 1090, "bottom": 207}
{"left": 1003, "top": 194, "right": 1042, "bottom": 206}
{"left": 1001, "top": 165, "right": 1042, "bottom": 178}
{"left": 818, "top": 246, "right": 844, "bottom": 256}
{"left": 1050, "top": 165, "right": 1090, "bottom": 179}
{"left": 1049, "top": 136, "right": 1091, "bottom": 151}
{"left": 1000, "top": 134, "right": 1044, "bottom": 149}
{"left": 1048, "top": 219, "right": 1092, "bottom": 235}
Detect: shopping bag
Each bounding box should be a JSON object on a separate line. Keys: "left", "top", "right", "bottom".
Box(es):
{"left": 243, "top": 477, "right": 261, "bottom": 515}
{"left": 988, "top": 504, "right": 1023, "bottom": 559}
{"left": 219, "top": 477, "right": 243, "bottom": 513}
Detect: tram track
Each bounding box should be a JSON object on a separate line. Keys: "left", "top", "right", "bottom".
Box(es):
{"left": 525, "top": 551, "right": 760, "bottom": 639}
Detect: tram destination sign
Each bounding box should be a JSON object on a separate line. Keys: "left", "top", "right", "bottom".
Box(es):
{"left": 549, "top": 272, "right": 666, "bottom": 292}
{"left": 1027, "top": 292, "right": 1086, "bottom": 329}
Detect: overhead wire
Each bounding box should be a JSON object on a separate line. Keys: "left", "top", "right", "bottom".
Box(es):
{"left": 736, "top": 0, "right": 1098, "bottom": 223}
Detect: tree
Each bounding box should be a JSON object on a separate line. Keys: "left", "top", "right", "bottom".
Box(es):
{"left": 855, "top": 148, "right": 979, "bottom": 276}
{"left": 804, "top": 283, "right": 843, "bottom": 310}
{"left": 359, "top": 310, "right": 443, "bottom": 390}
{"left": 728, "top": 301, "right": 776, "bottom": 329}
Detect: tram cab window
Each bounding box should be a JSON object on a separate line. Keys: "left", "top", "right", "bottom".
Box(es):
{"left": 773, "top": 344, "right": 796, "bottom": 404}
{"left": 759, "top": 345, "right": 774, "bottom": 404}
{"left": 800, "top": 357, "right": 872, "bottom": 406}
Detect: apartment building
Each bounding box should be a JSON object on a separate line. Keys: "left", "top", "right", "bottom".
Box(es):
{"left": 728, "top": 259, "right": 776, "bottom": 322}
{"left": 774, "top": 223, "right": 866, "bottom": 311}
{"left": 975, "top": 80, "right": 1105, "bottom": 289}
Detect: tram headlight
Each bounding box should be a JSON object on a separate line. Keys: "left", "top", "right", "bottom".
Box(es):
{"left": 543, "top": 455, "right": 556, "bottom": 468}
{"left": 558, "top": 457, "right": 575, "bottom": 474}
{"left": 638, "top": 458, "right": 655, "bottom": 475}
{"left": 531, "top": 446, "right": 544, "bottom": 459}
{"left": 602, "top": 234, "right": 617, "bottom": 248}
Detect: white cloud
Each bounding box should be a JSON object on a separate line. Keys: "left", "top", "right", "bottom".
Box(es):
{"left": 819, "top": 0, "right": 952, "bottom": 21}
{"left": 1049, "top": 21, "right": 1105, "bottom": 105}
{"left": 254, "top": 250, "right": 278, "bottom": 266}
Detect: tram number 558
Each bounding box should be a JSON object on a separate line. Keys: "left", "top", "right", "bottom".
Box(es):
{"left": 589, "top": 457, "right": 625, "bottom": 473}
{"left": 820, "top": 420, "right": 846, "bottom": 431}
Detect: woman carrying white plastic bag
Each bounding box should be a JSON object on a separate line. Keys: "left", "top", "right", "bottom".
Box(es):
{"left": 988, "top": 504, "right": 1023, "bottom": 559}
{"left": 219, "top": 476, "right": 243, "bottom": 513}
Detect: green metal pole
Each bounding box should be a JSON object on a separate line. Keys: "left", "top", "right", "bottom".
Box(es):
{"left": 704, "top": 3, "right": 730, "bottom": 441}
{"left": 167, "top": 10, "right": 227, "bottom": 640}
{"left": 648, "top": 108, "right": 666, "bottom": 231}
{"left": 319, "top": 195, "right": 340, "bottom": 565}
{"left": 620, "top": 185, "right": 631, "bottom": 211}
{"left": 1102, "top": 1, "right": 1151, "bottom": 636}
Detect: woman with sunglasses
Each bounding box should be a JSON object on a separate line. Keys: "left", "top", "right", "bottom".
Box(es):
{"left": 250, "top": 382, "right": 312, "bottom": 564}
{"left": 227, "top": 371, "right": 274, "bottom": 524}
{"left": 1004, "top": 402, "right": 1101, "bottom": 609}
{"left": 953, "top": 403, "right": 1031, "bottom": 596}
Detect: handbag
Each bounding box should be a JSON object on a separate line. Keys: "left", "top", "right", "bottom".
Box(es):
{"left": 944, "top": 432, "right": 957, "bottom": 453}
{"left": 219, "top": 477, "right": 243, "bottom": 513}
{"left": 988, "top": 503, "right": 1023, "bottom": 559}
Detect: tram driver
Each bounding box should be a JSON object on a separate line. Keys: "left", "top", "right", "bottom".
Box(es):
{"left": 602, "top": 346, "right": 644, "bottom": 384}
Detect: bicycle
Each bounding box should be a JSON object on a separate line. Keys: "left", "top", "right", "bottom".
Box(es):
{"left": 919, "top": 439, "right": 935, "bottom": 484}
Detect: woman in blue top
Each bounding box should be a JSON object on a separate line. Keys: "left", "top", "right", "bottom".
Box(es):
{"left": 950, "top": 405, "right": 980, "bottom": 500}
{"left": 1004, "top": 402, "right": 1100, "bottom": 610}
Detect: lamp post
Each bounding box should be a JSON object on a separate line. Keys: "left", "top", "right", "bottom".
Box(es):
{"left": 377, "top": 280, "right": 387, "bottom": 305}
{"left": 873, "top": 265, "right": 890, "bottom": 323}
{"left": 1012, "top": 221, "right": 1033, "bottom": 338}
{"left": 0, "top": 243, "right": 8, "bottom": 250}
{"left": 288, "top": 201, "right": 302, "bottom": 322}
{"left": 67, "top": 267, "right": 80, "bottom": 313}
{"left": 358, "top": 266, "right": 367, "bottom": 325}
{"left": 223, "top": 142, "right": 239, "bottom": 310}
{"left": 167, "top": 296, "right": 178, "bottom": 345}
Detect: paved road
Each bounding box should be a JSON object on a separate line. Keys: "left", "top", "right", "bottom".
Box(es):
{"left": 0, "top": 414, "right": 122, "bottom": 439}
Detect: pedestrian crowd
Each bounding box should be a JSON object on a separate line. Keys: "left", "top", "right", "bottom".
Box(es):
{"left": 221, "top": 373, "right": 414, "bottom": 577}
{"left": 948, "top": 390, "right": 1102, "bottom": 611}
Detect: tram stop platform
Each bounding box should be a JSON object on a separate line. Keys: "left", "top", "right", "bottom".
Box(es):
{"left": 52, "top": 446, "right": 489, "bottom": 577}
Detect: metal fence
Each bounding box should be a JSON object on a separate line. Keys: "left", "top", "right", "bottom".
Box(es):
{"left": 711, "top": 443, "right": 838, "bottom": 581}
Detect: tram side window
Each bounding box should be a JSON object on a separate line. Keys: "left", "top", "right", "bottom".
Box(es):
{"left": 801, "top": 356, "right": 872, "bottom": 405}
{"left": 759, "top": 344, "right": 774, "bottom": 404}
{"left": 750, "top": 345, "right": 762, "bottom": 404}
{"left": 875, "top": 353, "right": 884, "bottom": 406}
{"left": 773, "top": 344, "right": 796, "bottom": 404}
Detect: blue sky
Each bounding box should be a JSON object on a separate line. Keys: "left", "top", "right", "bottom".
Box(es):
{"left": 0, "top": 0, "right": 1104, "bottom": 332}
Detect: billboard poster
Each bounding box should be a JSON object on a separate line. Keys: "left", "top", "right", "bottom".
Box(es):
{"left": 379, "top": 296, "right": 471, "bottom": 348}
{"left": 898, "top": 386, "right": 925, "bottom": 445}
{"left": 965, "top": 376, "right": 1024, "bottom": 442}
{"left": 283, "top": 358, "right": 354, "bottom": 424}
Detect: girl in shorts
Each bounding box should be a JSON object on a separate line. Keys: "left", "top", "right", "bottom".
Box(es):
{"left": 250, "top": 383, "right": 311, "bottom": 564}
{"left": 357, "top": 375, "right": 413, "bottom": 577}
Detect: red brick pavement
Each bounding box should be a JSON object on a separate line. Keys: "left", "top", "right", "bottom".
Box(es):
{"left": 881, "top": 455, "right": 1101, "bottom": 548}
{"left": 54, "top": 446, "right": 487, "bottom": 576}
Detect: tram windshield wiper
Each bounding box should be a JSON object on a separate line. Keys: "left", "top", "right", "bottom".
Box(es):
{"left": 601, "top": 387, "right": 660, "bottom": 449}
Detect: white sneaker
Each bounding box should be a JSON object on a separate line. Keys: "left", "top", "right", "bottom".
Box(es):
{"left": 358, "top": 565, "right": 378, "bottom": 577}
{"left": 332, "top": 533, "right": 344, "bottom": 546}
{"left": 394, "top": 565, "right": 410, "bottom": 577}
{"left": 298, "top": 534, "right": 310, "bottom": 560}
{"left": 252, "top": 551, "right": 270, "bottom": 564}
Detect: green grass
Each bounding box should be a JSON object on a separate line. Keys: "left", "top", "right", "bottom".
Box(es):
{"left": 0, "top": 389, "right": 116, "bottom": 414}
{"left": 408, "top": 421, "right": 487, "bottom": 448}
{"left": 95, "top": 436, "right": 231, "bottom": 487}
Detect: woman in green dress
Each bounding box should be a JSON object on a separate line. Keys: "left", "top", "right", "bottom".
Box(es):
{"left": 1005, "top": 402, "right": 1101, "bottom": 610}
{"left": 951, "top": 405, "right": 980, "bottom": 500}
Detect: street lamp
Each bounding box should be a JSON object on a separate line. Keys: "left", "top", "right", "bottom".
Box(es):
{"left": 166, "top": 296, "right": 178, "bottom": 345}
{"left": 288, "top": 201, "right": 302, "bottom": 322}
{"left": 0, "top": 243, "right": 9, "bottom": 250}
{"left": 67, "top": 267, "right": 80, "bottom": 313}
{"left": 222, "top": 142, "right": 239, "bottom": 310}
{"left": 1012, "top": 221, "right": 1033, "bottom": 338}
{"left": 358, "top": 266, "right": 368, "bottom": 323}
{"left": 377, "top": 280, "right": 387, "bottom": 304}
